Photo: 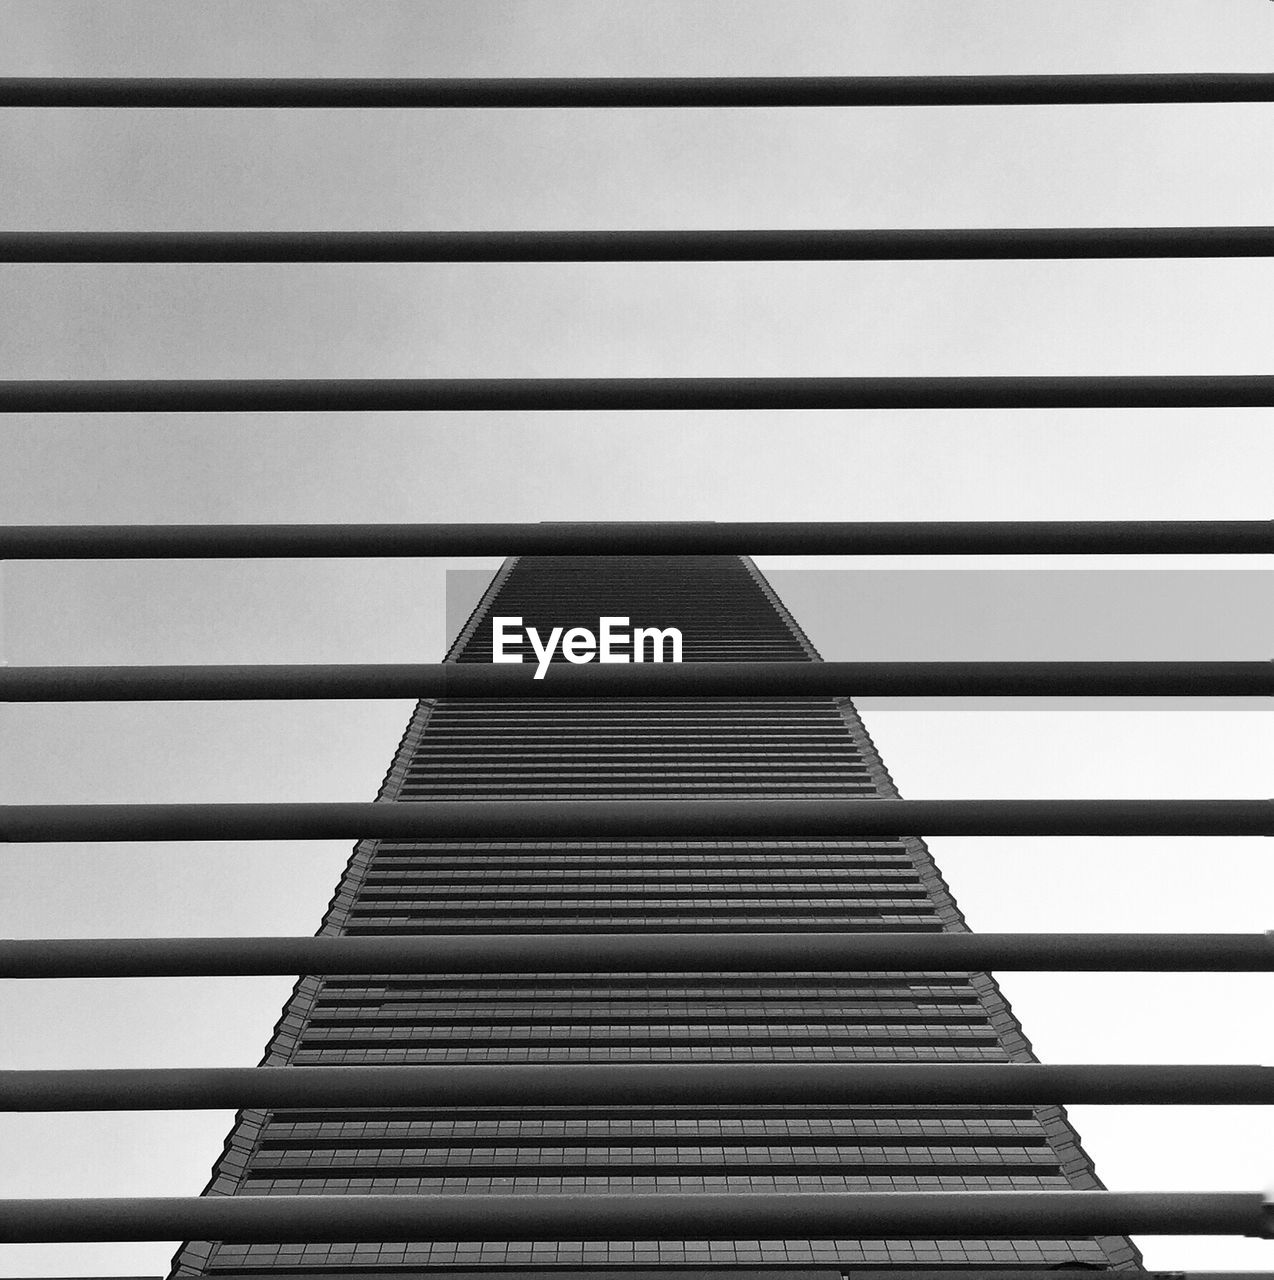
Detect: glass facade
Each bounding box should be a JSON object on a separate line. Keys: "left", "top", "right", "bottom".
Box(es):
{"left": 171, "top": 555, "right": 1141, "bottom": 1276}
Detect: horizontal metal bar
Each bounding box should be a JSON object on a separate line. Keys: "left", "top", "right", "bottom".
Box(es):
{"left": 2, "top": 520, "right": 1268, "bottom": 559}
{"left": 6, "top": 1064, "right": 1273, "bottom": 1112}
{"left": 3, "top": 74, "right": 1273, "bottom": 108}
{"left": 1, "top": 799, "right": 1269, "bottom": 843}
{"left": 7, "top": 226, "right": 1274, "bottom": 262}
{"left": 3, "top": 932, "right": 1269, "bottom": 978}
{"left": 3, "top": 661, "right": 1270, "bottom": 701}
{"left": 0, "top": 1190, "right": 1269, "bottom": 1242}
{"left": 5, "top": 375, "right": 1274, "bottom": 413}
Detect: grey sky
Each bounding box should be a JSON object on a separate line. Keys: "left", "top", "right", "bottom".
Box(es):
{"left": 0, "top": 2, "right": 1271, "bottom": 1274}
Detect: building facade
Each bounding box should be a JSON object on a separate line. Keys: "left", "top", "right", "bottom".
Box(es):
{"left": 172, "top": 554, "right": 1140, "bottom": 1276}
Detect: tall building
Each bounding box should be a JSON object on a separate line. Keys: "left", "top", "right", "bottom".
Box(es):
{"left": 172, "top": 554, "right": 1141, "bottom": 1277}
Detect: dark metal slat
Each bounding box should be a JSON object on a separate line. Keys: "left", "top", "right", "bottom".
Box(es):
{"left": 2, "top": 932, "right": 1269, "bottom": 977}
{"left": 1, "top": 661, "right": 1268, "bottom": 701}
{"left": 2, "top": 520, "right": 1266, "bottom": 558}
{"left": 0, "top": 1190, "right": 1269, "bottom": 1243}
{"left": 3, "top": 374, "right": 1274, "bottom": 412}
{"left": 3, "top": 1064, "right": 1273, "bottom": 1111}
{"left": 5, "top": 226, "right": 1274, "bottom": 262}
{"left": 2, "top": 73, "right": 1273, "bottom": 108}
{"left": 0, "top": 799, "right": 1269, "bottom": 842}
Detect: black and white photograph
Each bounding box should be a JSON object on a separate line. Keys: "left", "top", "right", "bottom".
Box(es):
{"left": 1, "top": 4, "right": 1271, "bottom": 1279}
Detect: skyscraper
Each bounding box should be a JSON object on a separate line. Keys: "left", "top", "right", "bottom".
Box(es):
{"left": 172, "top": 553, "right": 1141, "bottom": 1276}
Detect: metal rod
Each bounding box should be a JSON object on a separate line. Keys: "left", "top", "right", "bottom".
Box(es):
{"left": 1, "top": 799, "right": 1269, "bottom": 843}
{"left": 2, "top": 74, "right": 1273, "bottom": 108}
{"left": 4, "top": 375, "right": 1274, "bottom": 413}
{"left": 0, "top": 1190, "right": 1268, "bottom": 1243}
{"left": 2, "top": 520, "right": 1267, "bottom": 559}
{"left": 3, "top": 932, "right": 1270, "bottom": 978}
{"left": 6, "top": 227, "right": 1274, "bottom": 262}
{"left": 6, "top": 1064, "right": 1273, "bottom": 1112}
{"left": 2, "top": 661, "right": 1269, "bottom": 702}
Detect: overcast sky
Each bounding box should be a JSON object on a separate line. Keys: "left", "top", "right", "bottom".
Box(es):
{"left": 0, "top": 2, "right": 1272, "bottom": 1275}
